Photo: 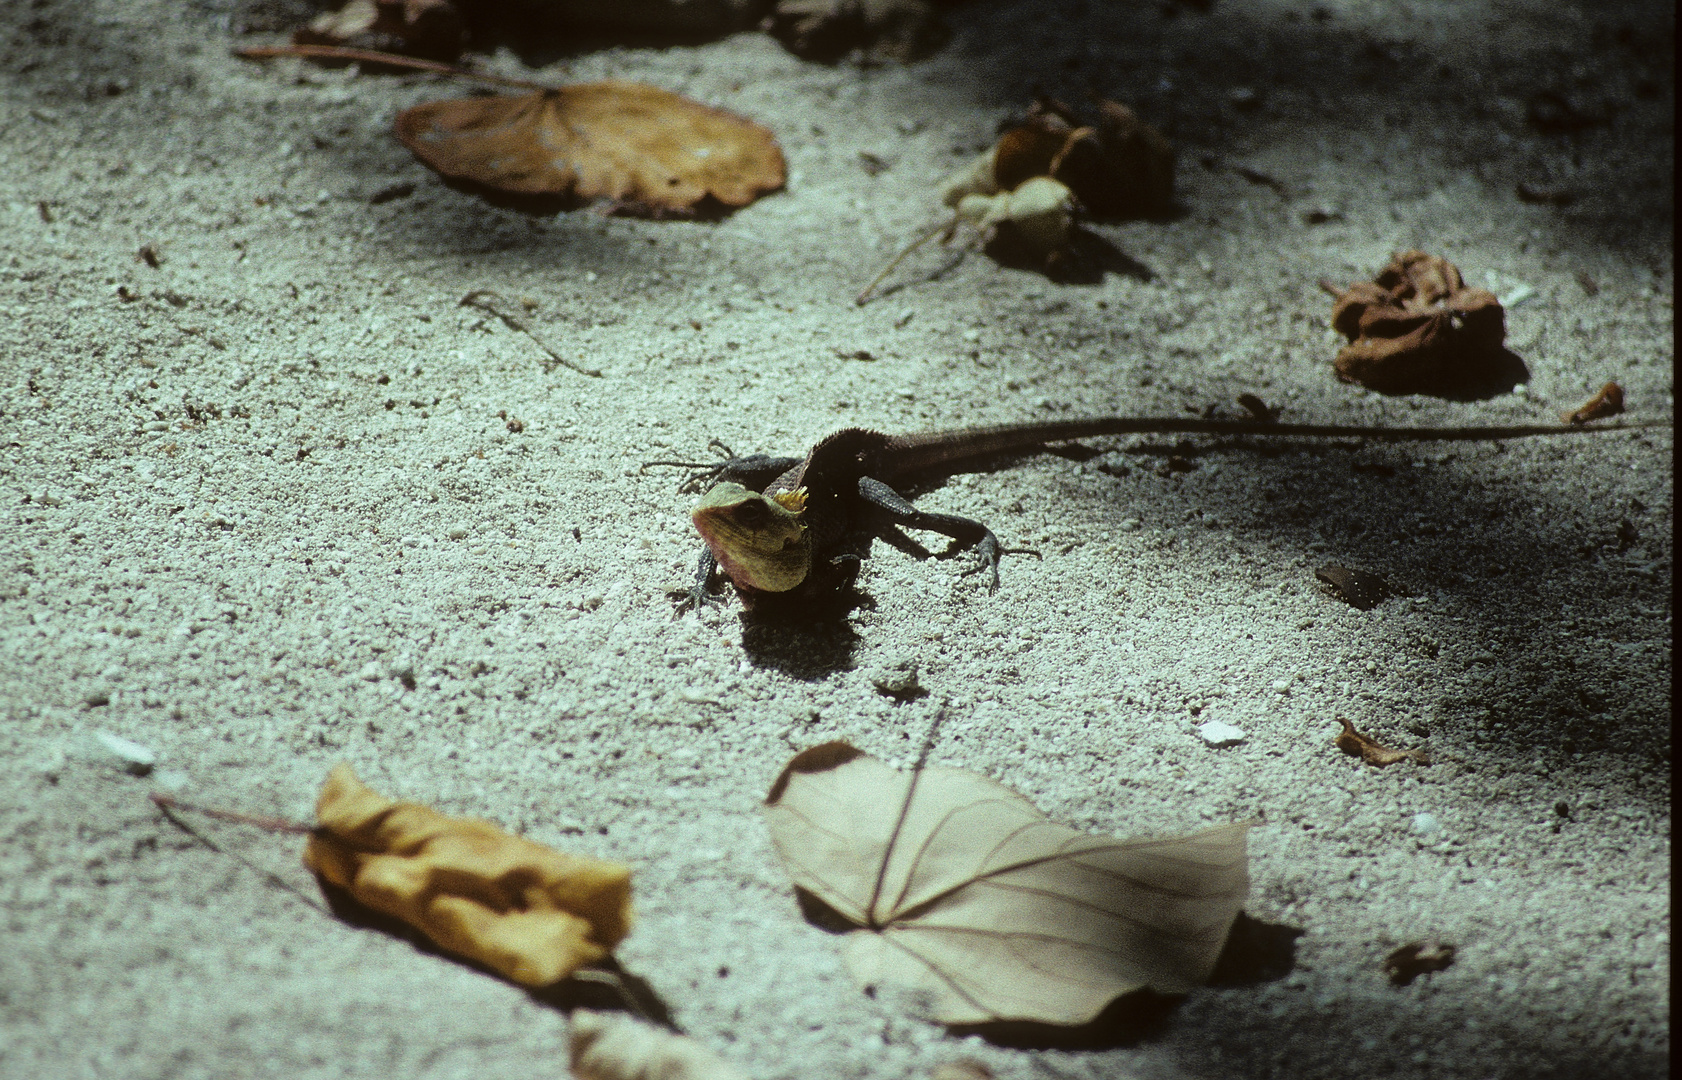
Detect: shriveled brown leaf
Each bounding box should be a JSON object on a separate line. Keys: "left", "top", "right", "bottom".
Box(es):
{"left": 1383, "top": 938, "right": 1456, "bottom": 985}
{"left": 1325, "top": 250, "right": 1514, "bottom": 397}
{"left": 569, "top": 1010, "right": 746, "bottom": 1080}
{"left": 1314, "top": 564, "right": 1392, "bottom": 610}
{"left": 930, "top": 1062, "right": 994, "bottom": 1080}
{"left": 942, "top": 96, "right": 1173, "bottom": 220}
{"left": 304, "top": 763, "right": 633, "bottom": 987}
{"left": 393, "top": 81, "right": 786, "bottom": 217}
{"left": 763, "top": 742, "right": 1250, "bottom": 1026}
{"left": 1563, "top": 381, "right": 1625, "bottom": 424}
{"left": 1335, "top": 718, "right": 1429, "bottom": 767}
{"left": 764, "top": 0, "right": 949, "bottom": 64}
{"left": 294, "top": 0, "right": 464, "bottom": 61}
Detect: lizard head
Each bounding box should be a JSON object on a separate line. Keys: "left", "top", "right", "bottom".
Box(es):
{"left": 691, "top": 483, "right": 812, "bottom": 593}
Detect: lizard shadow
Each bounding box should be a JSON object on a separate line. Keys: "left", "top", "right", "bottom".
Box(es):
{"left": 736, "top": 601, "right": 869, "bottom": 679}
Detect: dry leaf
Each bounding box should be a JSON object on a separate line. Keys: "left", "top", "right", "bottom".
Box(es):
{"left": 1383, "top": 938, "right": 1456, "bottom": 985}
{"left": 304, "top": 763, "right": 633, "bottom": 986}
{"left": 1563, "top": 381, "right": 1625, "bottom": 424}
{"left": 1324, "top": 251, "right": 1517, "bottom": 397}
{"left": 295, "top": 0, "right": 465, "bottom": 61}
{"left": 942, "top": 97, "right": 1173, "bottom": 220}
{"left": 1334, "top": 718, "right": 1429, "bottom": 767}
{"left": 1314, "top": 564, "right": 1391, "bottom": 610}
{"left": 394, "top": 81, "right": 786, "bottom": 217}
{"left": 569, "top": 1011, "right": 746, "bottom": 1080}
{"left": 954, "top": 176, "right": 1075, "bottom": 262}
{"left": 764, "top": 0, "right": 948, "bottom": 64}
{"left": 762, "top": 742, "right": 1251, "bottom": 1026}
{"left": 929, "top": 1062, "right": 994, "bottom": 1080}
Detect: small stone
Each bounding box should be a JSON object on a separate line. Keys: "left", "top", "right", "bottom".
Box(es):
{"left": 1197, "top": 720, "right": 1247, "bottom": 748}
{"left": 95, "top": 731, "right": 157, "bottom": 776}
{"left": 1118, "top": 518, "right": 1143, "bottom": 532}
{"left": 870, "top": 658, "right": 923, "bottom": 699}
{"left": 83, "top": 691, "right": 111, "bottom": 708}
{"left": 1271, "top": 679, "right": 1291, "bottom": 693}
{"left": 359, "top": 661, "right": 383, "bottom": 681}
{"left": 447, "top": 526, "right": 468, "bottom": 540}
{"left": 1410, "top": 812, "right": 1441, "bottom": 837}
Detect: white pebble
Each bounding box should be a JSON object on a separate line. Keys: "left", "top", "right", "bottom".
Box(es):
{"left": 95, "top": 731, "right": 157, "bottom": 774}
{"left": 1198, "top": 720, "right": 1247, "bottom": 748}
{"left": 447, "top": 527, "right": 468, "bottom": 540}
{"left": 359, "top": 661, "right": 383, "bottom": 681}
{"left": 1410, "top": 812, "right": 1441, "bottom": 836}
{"left": 1118, "top": 518, "right": 1142, "bottom": 532}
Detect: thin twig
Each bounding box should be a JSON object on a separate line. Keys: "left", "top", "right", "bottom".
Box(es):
{"left": 150, "top": 792, "right": 315, "bottom": 834}
{"left": 235, "top": 44, "right": 555, "bottom": 93}
{"left": 460, "top": 290, "right": 603, "bottom": 378}
{"left": 855, "top": 217, "right": 958, "bottom": 305}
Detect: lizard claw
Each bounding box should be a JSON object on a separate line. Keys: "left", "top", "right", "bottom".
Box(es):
{"left": 671, "top": 584, "right": 727, "bottom": 616}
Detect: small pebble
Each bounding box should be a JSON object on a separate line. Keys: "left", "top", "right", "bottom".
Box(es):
{"left": 1272, "top": 679, "right": 1292, "bottom": 693}
{"left": 447, "top": 526, "right": 468, "bottom": 540}
{"left": 1118, "top": 518, "right": 1142, "bottom": 532}
{"left": 359, "top": 661, "right": 383, "bottom": 681}
{"left": 1198, "top": 720, "right": 1247, "bottom": 748}
{"left": 95, "top": 731, "right": 157, "bottom": 776}
{"left": 1410, "top": 812, "right": 1441, "bottom": 836}
{"left": 870, "top": 659, "right": 923, "bottom": 698}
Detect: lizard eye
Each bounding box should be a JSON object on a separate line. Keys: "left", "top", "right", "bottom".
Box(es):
{"left": 732, "top": 500, "right": 769, "bottom": 527}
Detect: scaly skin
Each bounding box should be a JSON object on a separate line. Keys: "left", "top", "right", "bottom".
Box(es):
{"left": 652, "top": 414, "right": 1656, "bottom": 612}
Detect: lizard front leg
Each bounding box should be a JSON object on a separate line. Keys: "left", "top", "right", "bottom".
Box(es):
{"left": 856, "top": 477, "right": 1026, "bottom": 593}
{"left": 674, "top": 547, "right": 727, "bottom": 613}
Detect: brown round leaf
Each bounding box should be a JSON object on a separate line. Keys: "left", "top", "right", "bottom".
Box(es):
{"left": 394, "top": 81, "right": 786, "bottom": 216}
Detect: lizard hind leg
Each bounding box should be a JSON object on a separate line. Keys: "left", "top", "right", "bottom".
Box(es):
{"left": 856, "top": 477, "right": 1034, "bottom": 593}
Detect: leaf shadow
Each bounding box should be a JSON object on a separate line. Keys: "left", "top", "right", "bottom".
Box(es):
{"left": 316, "top": 877, "right": 676, "bottom": 1029}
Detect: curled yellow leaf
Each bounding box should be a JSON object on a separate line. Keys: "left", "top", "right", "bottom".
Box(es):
{"left": 304, "top": 763, "right": 632, "bottom": 986}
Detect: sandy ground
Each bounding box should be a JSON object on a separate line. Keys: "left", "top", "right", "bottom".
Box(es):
{"left": 0, "top": 1, "right": 1672, "bottom": 1078}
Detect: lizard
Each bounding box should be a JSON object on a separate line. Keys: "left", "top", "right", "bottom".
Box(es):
{"left": 645, "top": 412, "right": 1656, "bottom": 614}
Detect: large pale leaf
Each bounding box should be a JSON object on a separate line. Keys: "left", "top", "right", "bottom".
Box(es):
{"left": 763, "top": 742, "right": 1249, "bottom": 1026}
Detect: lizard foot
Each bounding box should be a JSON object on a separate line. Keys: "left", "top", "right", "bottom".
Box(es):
{"left": 671, "top": 583, "right": 728, "bottom": 616}
{"left": 958, "top": 538, "right": 1041, "bottom": 593}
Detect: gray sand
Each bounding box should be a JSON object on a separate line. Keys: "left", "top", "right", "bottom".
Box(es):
{"left": 0, "top": 1, "right": 1671, "bottom": 1077}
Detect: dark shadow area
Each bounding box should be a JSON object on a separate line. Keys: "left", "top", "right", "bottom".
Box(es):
{"left": 951, "top": 989, "right": 1181, "bottom": 1050}
{"left": 1208, "top": 912, "right": 1304, "bottom": 987}
{"left": 737, "top": 603, "right": 867, "bottom": 678}
{"left": 984, "top": 225, "right": 1157, "bottom": 286}
{"left": 318, "top": 877, "right": 678, "bottom": 1027}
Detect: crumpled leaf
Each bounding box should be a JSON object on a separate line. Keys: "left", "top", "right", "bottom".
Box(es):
{"left": 294, "top": 0, "right": 465, "bottom": 61}
{"left": 1324, "top": 251, "right": 1514, "bottom": 397}
{"left": 394, "top": 81, "right": 786, "bottom": 217}
{"left": 762, "top": 742, "right": 1251, "bottom": 1026}
{"left": 303, "top": 762, "right": 633, "bottom": 987}
{"left": 1563, "top": 380, "right": 1625, "bottom": 424}
{"left": 1314, "top": 564, "right": 1392, "bottom": 610}
{"left": 942, "top": 97, "right": 1174, "bottom": 220}
{"left": 953, "top": 176, "right": 1075, "bottom": 262}
{"left": 1383, "top": 938, "right": 1456, "bottom": 985}
{"left": 763, "top": 0, "right": 948, "bottom": 64}
{"left": 1334, "top": 717, "right": 1429, "bottom": 767}
{"left": 569, "top": 1010, "right": 746, "bottom": 1080}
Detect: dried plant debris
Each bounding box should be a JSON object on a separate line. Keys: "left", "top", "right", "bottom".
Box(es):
{"left": 1314, "top": 564, "right": 1393, "bottom": 610}
{"left": 929, "top": 1063, "right": 994, "bottom": 1080}
{"left": 952, "top": 176, "right": 1076, "bottom": 263}
{"left": 762, "top": 742, "right": 1250, "bottom": 1026}
{"left": 1383, "top": 939, "right": 1456, "bottom": 985}
{"left": 1322, "top": 251, "right": 1523, "bottom": 398}
{"left": 304, "top": 763, "right": 634, "bottom": 987}
{"left": 569, "top": 1011, "right": 747, "bottom": 1080}
{"left": 1563, "top": 381, "right": 1626, "bottom": 424}
{"left": 764, "top": 0, "right": 949, "bottom": 64}
{"left": 944, "top": 96, "right": 1174, "bottom": 221}
{"left": 394, "top": 80, "right": 785, "bottom": 217}
{"left": 1334, "top": 718, "right": 1429, "bottom": 767}
{"left": 295, "top": 0, "right": 465, "bottom": 61}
